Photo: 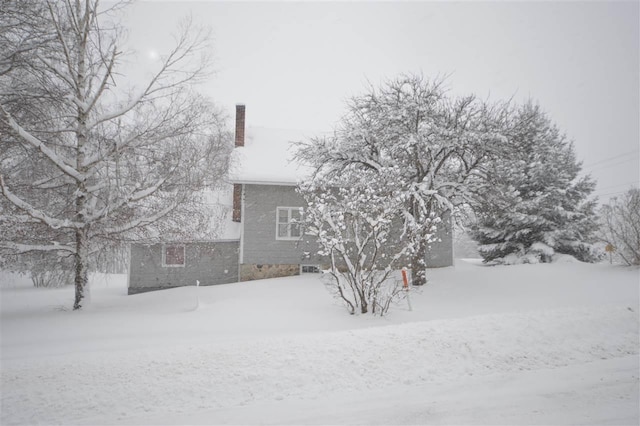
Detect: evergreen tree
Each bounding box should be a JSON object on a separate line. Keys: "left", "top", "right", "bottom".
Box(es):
{"left": 471, "top": 102, "right": 599, "bottom": 264}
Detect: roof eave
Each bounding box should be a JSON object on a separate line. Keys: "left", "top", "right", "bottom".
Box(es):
{"left": 228, "top": 178, "right": 299, "bottom": 187}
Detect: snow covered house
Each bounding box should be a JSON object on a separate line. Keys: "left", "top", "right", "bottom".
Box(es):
{"left": 229, "top": 105, "right": 328, "bottom": 281}
{"left": 127, "top": 105, "right": 453, "bottom": 294}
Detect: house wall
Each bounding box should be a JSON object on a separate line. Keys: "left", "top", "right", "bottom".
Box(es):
{"left": 239, "top": 183, "right": 453, "bottom": 281}
{"left": 426, "top": 213, "right": 454, "bottom": 268}
{"left": 241, "top": 184, "right": 325, "bottom": 280}
{"left": 128, "top": 241, "right": 239, "bottom": 294}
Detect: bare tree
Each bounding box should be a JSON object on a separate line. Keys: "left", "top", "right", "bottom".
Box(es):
{"left": 0, "top": 0, "right": 230, "bottom": 309}
{"left": 0, "top": 0, "right": 53, "bottom": 76}
{"left": 600, "top": 188, "right": 640, "bottom": 266}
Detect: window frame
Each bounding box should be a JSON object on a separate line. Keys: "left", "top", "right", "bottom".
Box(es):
{"left": 275, "top": 206, "right": 303, "bottom": 241}
{"left": 300, "top": 264, "right": 321, "bottom": 274}
{"left": 162, "top": 244, "right": 186, "bottom": 267}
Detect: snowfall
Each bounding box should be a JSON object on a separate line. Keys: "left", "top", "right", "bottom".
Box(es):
{"left": 1, "top": 258, "right": 638, "bottom": 425}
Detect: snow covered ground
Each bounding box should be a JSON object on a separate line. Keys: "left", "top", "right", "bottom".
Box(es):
{"left": 1, "top": 259, "right": 638, "bottom": 425}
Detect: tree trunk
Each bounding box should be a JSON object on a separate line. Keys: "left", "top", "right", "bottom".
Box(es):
{"left": 73, "top": 5, "right": 89, "bottom": 311}
{"left": 357, "top": 281, "right": 368, "bottom": 314}
{"left": 411, "top": 240, "right": 427, "bottom": 286}
{"left": 73, "top": 226, "right": 89, "bottom": 310}
{"left": 408, "top": 192, "right": 429, "bottom": 286}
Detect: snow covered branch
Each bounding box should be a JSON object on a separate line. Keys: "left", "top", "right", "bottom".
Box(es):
{"left": 100, "top": 202, "right": 178, "bottom": 236}
{"left": 1, "top": 105, "right": 84, "bottom": 182}
{"left": 83, "top": 174, "right": 170, "bottom": 224}
{"left": 0, "top": 241, "right": 75, "bottom": 255}
{"left": 0, "top": 175, "right": 81, "bottom": 229}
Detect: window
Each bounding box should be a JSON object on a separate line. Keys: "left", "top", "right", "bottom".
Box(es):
{"left": 301, "top": 264, "right": 320, "bottom": 274}
{"left": 163, "top": 245, "right": 185, "bottom": 267}
{"left": 276, "top": 207, "right": 303, "bottom": 240}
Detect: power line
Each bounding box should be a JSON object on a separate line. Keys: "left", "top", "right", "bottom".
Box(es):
{"left": 595, "top": 189, "right": 633, "bottom": 199}
{"left": 594, "top": 181, "right": 640, "bottom": 193}
{"left": 586, "top": 157, "right": 639, "bottom": 173}
{"left": 583, "top": 149, "right": 639, "bottom": 170}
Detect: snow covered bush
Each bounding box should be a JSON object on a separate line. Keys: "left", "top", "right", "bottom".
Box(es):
{"left": 298, "top": 167, "right": 415, "bottom": 315}
{"left": 470, "top": 102, "right": 599, "bottom": 264}
{"left": 600, "top": 188, "right": 640, "bottom": 266}
{"left": 30, "top": 269, "right": 74, "bottom": 288}
{"left": 0, "top": 250, "right": 74, "bottom": 288}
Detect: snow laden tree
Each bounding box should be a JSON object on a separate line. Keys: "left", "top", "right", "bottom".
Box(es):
{"left": 0, "top": 1, "right": 230, "bottom": 308}
{"left": 298, "top": 166, "right": 417, "bottom": 315}
{"left": 470, "top": 102, "right": 599, "bottom": 264}
{"left": 297, "top": 74, "right": 507, "bottom": 286}
{"left": 0, "top": 0, "right": 52, "bottom": 76}
{"left": 599, "top": 188, "right": 640, "bottom": 266}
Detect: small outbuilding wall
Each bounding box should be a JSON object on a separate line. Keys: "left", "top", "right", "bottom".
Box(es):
{"left": 128, "top": 241, "right": 239, "bottom": 294}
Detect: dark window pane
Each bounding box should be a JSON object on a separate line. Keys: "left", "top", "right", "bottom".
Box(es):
{"left": 165, "top": 246, "right": 185, "bottom": 265}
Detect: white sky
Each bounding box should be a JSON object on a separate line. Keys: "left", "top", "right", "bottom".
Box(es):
{"left": 118, "top": 0, "right": 639, "bottom": 200}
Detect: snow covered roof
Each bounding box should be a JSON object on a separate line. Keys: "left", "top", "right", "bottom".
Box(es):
{"left": 229, "top": 126, "right": 324, "bottom": 186}
{"left": 202, "top": 186, "right": 241, "bottom": 240}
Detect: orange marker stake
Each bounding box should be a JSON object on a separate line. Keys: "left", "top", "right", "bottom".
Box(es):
{"left": 401, "top": 268, "right": 412, "bottom": 311}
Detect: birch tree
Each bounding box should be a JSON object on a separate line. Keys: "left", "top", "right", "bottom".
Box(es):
{"left": 297, "top": 74, "right": 507, "bottom": 286}
{"left": 0, "top": 0, "right": 52, "bottom": 76}
{"left": 0, "top": 0, "right": 230, "bottom": 309}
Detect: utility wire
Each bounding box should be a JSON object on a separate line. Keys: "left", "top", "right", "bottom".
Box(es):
{"left": 595, "top": 189, "right": 633, "bottom": 199}
{"left": 594, "top": 181, "right": 640, "bottom": 193}
{"left": 585, "top": 157, "right": 639, "bottom": 173}
{"left": 583, "top": 149, "right": 639, "bottom": 170}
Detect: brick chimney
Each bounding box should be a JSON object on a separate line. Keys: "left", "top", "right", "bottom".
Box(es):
{"left": 232, "top": 184, "right": 241, "bottom": 222}
{"left": 232, "top": 104, "right": 245, "bottom": 222}
{"left": 235, "top": 104, "right": 245, "bottom": 147}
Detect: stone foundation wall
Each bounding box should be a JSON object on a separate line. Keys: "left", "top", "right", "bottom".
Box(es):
{"left": 240, "top": 263, "right": 300, "bottom": 281}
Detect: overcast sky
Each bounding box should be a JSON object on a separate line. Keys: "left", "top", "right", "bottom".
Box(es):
{"left": 119, "top": 1, "right": 639, "bottom": 201}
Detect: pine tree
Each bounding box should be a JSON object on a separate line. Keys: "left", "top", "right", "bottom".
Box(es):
{"left": 471, "top": 102, "right": 599, "bottom": 264}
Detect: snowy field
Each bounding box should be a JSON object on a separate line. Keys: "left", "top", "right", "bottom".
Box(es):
{"left": 1, "top": 259, "right": 638, "bottom": 425}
